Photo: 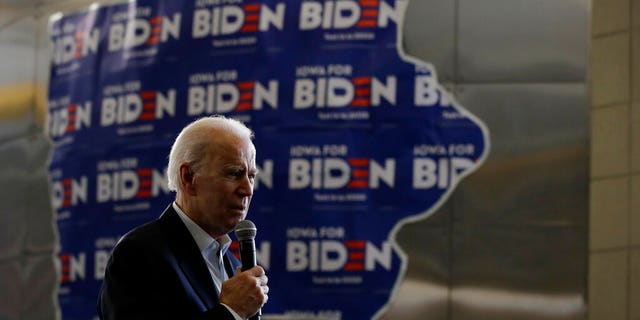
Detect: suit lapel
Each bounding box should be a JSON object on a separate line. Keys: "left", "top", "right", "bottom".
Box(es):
{"left": 223, "top": 253, "right": 240, "bottom": 278}
{"left": 158, "top": 205, "right": 219, "bottom": 310}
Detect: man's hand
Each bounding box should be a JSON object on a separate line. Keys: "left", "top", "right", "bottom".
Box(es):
{"left": 219, "top": 266, "right": 269, "bottom": 318}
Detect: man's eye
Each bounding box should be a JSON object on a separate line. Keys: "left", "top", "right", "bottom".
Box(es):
{"left": 228, "top": 170, "right": 242, "bottom": 177}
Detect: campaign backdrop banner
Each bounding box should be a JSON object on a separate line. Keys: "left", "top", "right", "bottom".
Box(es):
{"left": 47, "top": 1, "right": 490, "bottom": 319}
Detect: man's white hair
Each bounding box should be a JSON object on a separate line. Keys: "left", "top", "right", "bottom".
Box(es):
{"left": 167, "top": 115, "right": 254, "bottom": 192}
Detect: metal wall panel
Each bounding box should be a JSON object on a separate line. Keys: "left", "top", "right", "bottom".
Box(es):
{"left": 387, "top": 0, "right": 590, "bottom": 317}
{"left": 0, "top": 15, "right": 37, "bottom": 143}
{"left": 458, "top": 0, "right": 588, "bottom": 82}
{"left": 22, "top": 254, "right": 60, "bottom": 319}
{"left": 382, "top": 85, "right": 588, "bottom": 319}
{"left": 0, "top": 261, "right": 21, "bottom": 320}
{"left": 450, "top": 83, "right": 588, "bottom": 320}
{"left": 0, "top": 137, "right": 30, "bottom": 260}
{"left": 453, "top": 83, "right": 588, "bottom": 156}
{"left": 401, "top": 0, "right": 456, "bottom": 82}
{"left": 24, "top": 134, "right": 56, "bottom": 254}
{"left": 453, "top": 83, "right": 588, "bottom": 225}
{"left": 0, "top": 15, "right": 36, "bottom": 85}
{"left": 0, "top": 5, "right": 59, "bottom": 319}
{"left": 381, "top": 202, "right": 453, "bottom": 320}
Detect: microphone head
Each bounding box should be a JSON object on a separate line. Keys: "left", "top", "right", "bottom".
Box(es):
{"left": 235, "top": 220, "right": 257, "bottom": 241}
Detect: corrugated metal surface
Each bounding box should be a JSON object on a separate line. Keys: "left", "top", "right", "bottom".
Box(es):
{"left": 457, "top": 0, "right": 588, "bottom": 82}
{"left": 383, "top": 0, "right": 589, "bottom": 319}
{"left": 0, "top": 3, "right": 59, "bottom": 320}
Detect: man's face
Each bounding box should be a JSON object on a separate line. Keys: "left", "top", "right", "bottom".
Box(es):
{"left": 191, "top": 137, "right": 257, "bottom": 238}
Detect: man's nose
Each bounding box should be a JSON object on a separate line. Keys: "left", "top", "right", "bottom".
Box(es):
{"left": 238, "top": 175, "right": 253, "bottom": 196}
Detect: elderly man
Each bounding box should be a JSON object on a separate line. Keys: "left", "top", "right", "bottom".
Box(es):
{"left": 98, "top": 116, "right": 268, "bottom": 320}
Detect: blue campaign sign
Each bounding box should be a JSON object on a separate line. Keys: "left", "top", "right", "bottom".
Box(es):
{"left": 48, "top": 1, "right": 489, "bottom": 319}
{"left": 51, "top": 142, "right": 175, "bottom": 319}
{"left": 49, "top": 6, "right": 104, "bottom": 81}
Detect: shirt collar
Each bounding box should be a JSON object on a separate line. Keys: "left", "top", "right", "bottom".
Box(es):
{"left": 172, "top": 202, "right": 232, "bottom": 255}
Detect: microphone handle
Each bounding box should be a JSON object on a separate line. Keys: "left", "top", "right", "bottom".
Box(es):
{"left": 239, "top": 239, "right": 257, "bottom": 271}
{"left": 239, "top": 239, "right": 261, "bottom": 320}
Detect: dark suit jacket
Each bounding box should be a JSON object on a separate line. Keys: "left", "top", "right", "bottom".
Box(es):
{"left": 98, "top": 204, "right": 241, "bottom": 320}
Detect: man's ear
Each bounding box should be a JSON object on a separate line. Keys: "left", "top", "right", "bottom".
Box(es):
{"left": 179, "top": 164, "right": 197, "bottom": 195}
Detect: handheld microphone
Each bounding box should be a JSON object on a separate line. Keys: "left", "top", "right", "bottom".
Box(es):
{"left": 234, "top": 220, "right": 260, "bottom": 320}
